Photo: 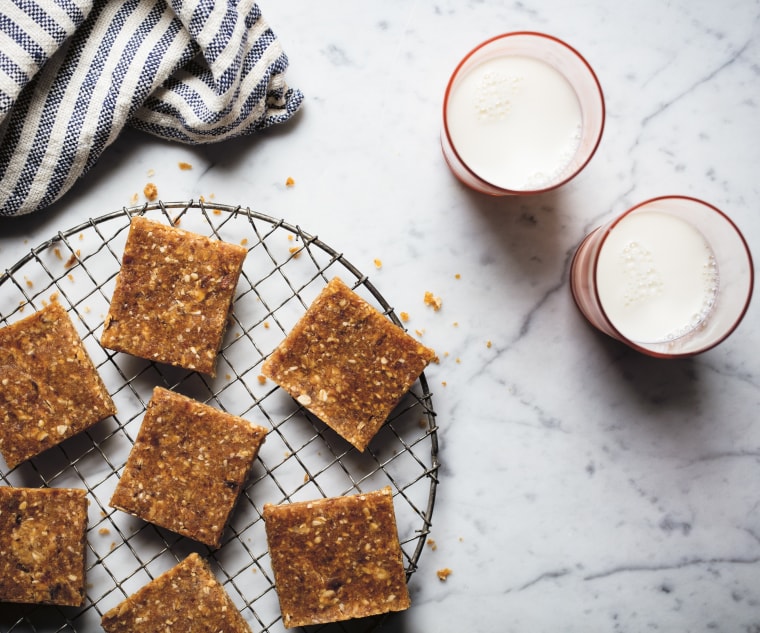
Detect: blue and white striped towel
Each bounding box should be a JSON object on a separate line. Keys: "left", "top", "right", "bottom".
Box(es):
{"left": 0, "top": 0, "right": 304, "bottom": 217}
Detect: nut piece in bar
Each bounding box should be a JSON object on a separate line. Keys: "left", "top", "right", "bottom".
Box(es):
{"left": 0, "top": 487, "right": 88, "bottom": 606}
{"left": 109, "top": 386, "right": 266, "bottom": 548}
{"left": 261, "top": 276, "right": 435, "bottom": 451}
{"left": 101, "top": 216, "right": 247, "bottom": 376}
{"left": 263, "top": 486, "right": 410, "bottom": 628}
{"left": 0, "top": 301, "right": 116, "bottom": 468}
{"left": 101, "top": 552, "right": 252, "bottom": 633}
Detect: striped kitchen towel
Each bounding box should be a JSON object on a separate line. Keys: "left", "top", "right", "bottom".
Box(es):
{"left": 0, "top": 0, "right": 304, "bottom": 217}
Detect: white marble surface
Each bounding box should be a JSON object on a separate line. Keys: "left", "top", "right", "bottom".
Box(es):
{"left": 2, "top": 0, "right": 760, "bottom": 630}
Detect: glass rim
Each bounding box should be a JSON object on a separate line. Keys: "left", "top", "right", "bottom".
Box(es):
{"left": 442, "top": 31, "right": 606, "bottom": 195}
{"left": 590, "top": 195, "right": 755, "bottom": 358}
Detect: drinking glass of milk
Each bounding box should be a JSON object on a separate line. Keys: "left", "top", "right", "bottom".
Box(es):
{"left": 571, "top": 196, "right": 754, "bottom": 358}
{"left": 441, "top": 32, "right": 605, "bottom": 195}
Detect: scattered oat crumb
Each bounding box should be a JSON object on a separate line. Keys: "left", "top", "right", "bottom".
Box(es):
{"left": 373, "top": 258, "right": 382, "bottom": 269}
{"left": 303, "top": 473, "right": 309, "bottom": 483}
{"left": 399, "top": 311, "right": 410, "bottom": 323}
{"left": 49, "top": 292, "right": 59, "bottom": 302}
{"left": 257, "top": 375, "right": 267, "bottom": 385}
{"left": 178, "top": 161, "right": 193, "bottom": 170}
{"left": 263, "top": 321, "right": 270, "bottom": 329}
{"left": 426, "top": 538, "right": 437, "bottom": 551}
{"left": 424, "top": 291, "right": 442, "bottom": 311}
{"left": 147, "top": 168, "right": 155, "bottom": 177}
{"left": 110, "top": 542, "right": 116, "bottom": 550}
{"left": 486, "top": 340, "right": 492, "bottom": 348}
{"left": 213, "top": 208, "right": 222, "bottom": 216}
{"left": 285, "top": 176, "right": 295, "bottom": 187}
{"left": 24, "top": 275, "right": 33, "bottom": 286}
{"left": 173, "top": 216, "right": 181, "bottom": 226}
{"left": 53, "top": 247, "right": 63, "bottom": 260}
{"left": 452, "top": 321, "right": 459, "bottom": 327}
{"left": 441, "top": 381, "right": 447, "bottom": 387}
{"left": 287, "top": 234, "right": 294, "bottom": 241}
{"left": 418, "top": 418, "right": 427, "bottom": 428}
{"left": 240, "top": 238, "right": 248, "bottom": 246}
{"left": 437, "top": 568, "right": 452, "bottom": 581}
{"left": 456, "top": 358, "right": 461, "bottom": 364}
{"left": 143, "top": 182, "right": 158, "bottom": 201}
{"left": 64, "top": 250, "right": 80, "bottom": 268}
{"left": 67, "top": 273, "right": 75, "bottom": 283}
{"left": 414, "top": 328, "right": 424, "bottom": 337}
{"left": 130, "top": 192, "right": 139, "bottom": 205}
{"left": 79, "top": 233, "right": 84, "bottom": 241}
{"left": 98, "top": 527, "right": 110, "bottom": 536}
{"left": 251, "top": 567, "right": 258, "bottom": 574}
{"left": 289, "top": 246, "right": 300, "bottom": 258}
{"left": 455, "top": 273, "right": 461, "bottom": 279}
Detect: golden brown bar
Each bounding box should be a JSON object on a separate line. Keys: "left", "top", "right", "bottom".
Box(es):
{"left": 110, "top": 386, "right": 266, "bottom": 548}
{"left": 261, "top": 276, "right": 435, "bottom": 451}
{"left": 263, "top": 486, "right": 410, "bottom": 628}
{"left": 0, "top": 487, "right": 88, "bottom": 606}
{"left": 101, "top": 216, "right": 247, "bottom": 376}
{"left": 101, "top": 552, "right": 252, "bottom": 633}
{"left": 0, "top": 301, "right": 116, "bottom": 468}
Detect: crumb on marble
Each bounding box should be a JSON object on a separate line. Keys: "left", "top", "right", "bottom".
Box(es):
{"left": 400, "top": 311, "right": 410, "bottom": 323}
{"left": 143, "top": 182, "right": 158, "bottom": 201}
{"left": 436, "top": 568, "right": 452, "bottom": 581}
{"left": 424, "top": 291, "right": 442, "bottom": 311}
{"left": 426, "top": 538, "right": 437, "bottom": 551}
{"left": 178, "top": 161, "right": 192, "bottom": 170}
{"left": 285, "top": 176, "right": 295, "bottom": 187}
{"left": 374, "top": 258, "right": 382, "bottom": 269}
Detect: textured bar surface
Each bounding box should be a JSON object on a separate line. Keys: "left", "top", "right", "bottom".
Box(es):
{"left": 101, "top": 552, "right": 252, "bottom": 632}
{"left": 262, "top": 276, "right": 435, "bottom": 451}
{"left": 0, "top": 486, "right": 88, "bottom": 606}
{"left": 263, "top": 486, "right": 410, "bottom": 628}
{"left": 110, "top": 386, "right": 266, "bottom": 548}
{"left": 0, "top": 301, "right": 116, "bottom": 468}
{"left": 101, "top": 216, "right": 247, "bottom": 376}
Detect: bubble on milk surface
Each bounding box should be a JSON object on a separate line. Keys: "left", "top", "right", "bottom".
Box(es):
{"left": 475, "top": 70, "right": 519, "bottom": 121}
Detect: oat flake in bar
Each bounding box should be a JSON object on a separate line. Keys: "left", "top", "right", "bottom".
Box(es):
{"left": 101, "top": 552, "right": 252, "bottom": 632}
{"left": 263, "top": 486, "right": 411, "bottom": 628}
{"left": 101, "top": 215, "right": 247, "bottom": 376}
{"left": 0, "top": 300, "right": 116, "bottom": 468}
{"left": 0, "top": 487, "right": 88, "bottom": 606}
{"left": 109, "top": 386, "right": 266, "bottom": 548}
{"left": 261, "top": 276, "right": 436, "bottom": 451}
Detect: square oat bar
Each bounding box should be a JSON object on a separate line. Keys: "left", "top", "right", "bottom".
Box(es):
{"left": 109, "top": 386, "right": 266, "bottom": 548}
{"left": 101, "top": 216, "right": 247, "bottom": 376}
{"left": 0, "top": 487, "right": 88, "bottom": 606}
{"left": 261, "top": 277, "right": 435, "bottom": 452}
{"left": 263, "top": 487, "right": 410, "bottom": 628}
{"left": 0, "top": 301, "right": 116, "bottom": 468}
{"left": 101, "top": 552, "right": 252, "bottom": 633}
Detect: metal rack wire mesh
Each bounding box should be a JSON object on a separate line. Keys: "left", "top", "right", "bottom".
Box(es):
{"left": 0, "top": 201, "right": 439, "bottom": 633}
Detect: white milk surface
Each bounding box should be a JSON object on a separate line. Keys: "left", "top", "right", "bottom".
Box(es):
{"left": 446, "top": 55, "right": 582, "bottom": 190}
{"left": 596, "top": 211, "right": 719, "bottom": 343}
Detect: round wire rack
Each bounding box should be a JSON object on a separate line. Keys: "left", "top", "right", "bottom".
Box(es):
{"left": 0, "top": 201, "right": 439, "bottom": 633}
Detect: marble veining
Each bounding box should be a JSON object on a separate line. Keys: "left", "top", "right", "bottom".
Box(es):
{"left": 1, "top": 0, "right": 760, "bottom": 631}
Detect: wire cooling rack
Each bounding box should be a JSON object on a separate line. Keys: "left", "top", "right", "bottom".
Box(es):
{"left": 0, "top": 201, "right": 439, "bottom": 633}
